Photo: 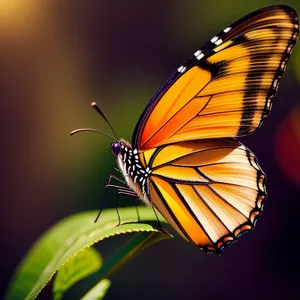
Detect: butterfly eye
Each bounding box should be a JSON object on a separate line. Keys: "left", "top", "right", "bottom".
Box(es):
{"left": 110, "top": 142, "right": 120, "bottom": 156}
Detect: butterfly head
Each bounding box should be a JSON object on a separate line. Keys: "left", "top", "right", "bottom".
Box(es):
{"left": 110, "top": 141, "right": 121, "bottom": 156}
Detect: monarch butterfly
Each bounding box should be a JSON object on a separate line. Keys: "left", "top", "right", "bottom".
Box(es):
{"left": 72, "top": 5, "right": 299, "bottom": 254}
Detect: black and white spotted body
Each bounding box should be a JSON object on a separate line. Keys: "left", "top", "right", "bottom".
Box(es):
{"left": 112, "top": 140, "right": 151, "bottom": 205}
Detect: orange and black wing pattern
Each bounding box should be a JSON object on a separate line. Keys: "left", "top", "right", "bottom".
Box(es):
{"left": 132, "top": 5, "right": 299, "bottom": 151}
{"left": 139, "top": 139, "right": 266, "bottom": 254}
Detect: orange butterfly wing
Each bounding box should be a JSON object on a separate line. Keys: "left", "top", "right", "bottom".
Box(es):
{"left": 132, "top": 5, "right": 299, "bottom": 151}
{"left": 139, "top": 139, "right": 266, "bottom": 253}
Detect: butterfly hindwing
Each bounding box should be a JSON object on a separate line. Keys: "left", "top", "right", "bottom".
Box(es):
{"left": 132, "top": 5, "right": 299, "bottom": 151}
{"left": 140, "top": 139, "right": 266, "bottom": 253}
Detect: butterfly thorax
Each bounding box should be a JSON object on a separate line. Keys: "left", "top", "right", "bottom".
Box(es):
{"left": 116, "top": 140, "right": 151, "bottom": 205}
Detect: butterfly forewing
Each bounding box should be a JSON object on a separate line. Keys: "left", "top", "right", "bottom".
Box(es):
{"left": 132, "top": 5, "right": 299, "bottom": 151}
{"left": 140, "top": 139, "right": 266, "bottom": 253}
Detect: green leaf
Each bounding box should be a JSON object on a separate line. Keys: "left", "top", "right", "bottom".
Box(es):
{"left": 65, "top": 230, "right": 170, "bottom": 299}
{"left": 80, "top": 279, "right": 111, "bottom": 300}
{"left": 97, "top": 230, "right": 170, "bottom": 279}
{"left": 52, "top": 247, "right": 102, "bottom": 300}
{"left": 5, "top": 207, "right": 172, "bottom": 300}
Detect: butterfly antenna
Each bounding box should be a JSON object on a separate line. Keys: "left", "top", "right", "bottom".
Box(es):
{"left": 70, "top": 128, "right": 117, "bottom": 141}
{"left": 91, "top": 102, "right": 119, "bottom": 140}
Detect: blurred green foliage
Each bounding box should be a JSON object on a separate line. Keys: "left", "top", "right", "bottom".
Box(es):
{"left": 53, "top": 247, "right": 103, "bottom": 300}
{"left": 81, "top": 279, "right": 111, "bottom": 300}
{"left": 5, "top": 208, "right": 171, "bottom": 299}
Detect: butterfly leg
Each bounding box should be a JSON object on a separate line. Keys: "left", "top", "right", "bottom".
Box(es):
{"left": 94, "top": 174, "right": 127, "bottom": 223}
{"left": 107, "top": 174, "right": 126, "bottom": 185}
{"left": 151, "top": 205, "right": 162, "bottom": 230}
{"left": 135, "top": 204, "right": 141, "bottom": 223}
{"left": 114, "top": 190, "right": 139, "bottom": 226}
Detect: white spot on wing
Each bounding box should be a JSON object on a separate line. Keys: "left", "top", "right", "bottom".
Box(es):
{"left": 215, "top": 38, "right": 223, "bottom": 46}
{"left": 223, "top": 27, "right": 231, "bottom": 33}
{"left": 177, "top": 65, "right": 186, "bottom": 73}
{"left": 194, "top": 50, "right": 204, "bottom": 60}
{"left": 211, "top": 36, "right": 218, "bottom": 43}
{"left": 194, "top": 50, "right": 201, "bottom": 57}
{"left": 196, "top": 53, "right": 204, "bottom": 60}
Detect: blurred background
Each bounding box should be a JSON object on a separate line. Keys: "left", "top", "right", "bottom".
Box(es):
{"left": 1, "top": 0, "right": 300, "bottom": 299}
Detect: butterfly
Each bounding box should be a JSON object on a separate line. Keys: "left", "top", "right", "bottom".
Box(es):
{"left": 72, "top": 5, "right": 299, "bottom": 254}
